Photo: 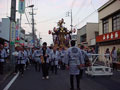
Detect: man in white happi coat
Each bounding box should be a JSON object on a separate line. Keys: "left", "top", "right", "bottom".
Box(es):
{"left": 33, "top": 47, "right": 41, "bottom": 72}
{"left": 23, "top": 47, "right": 29, "bottom": 70}
{"left": 0, "top": 44, "right": 7, "bottom": 74}
{"left": 40, "top": 42, "right": 51, "bottom": 79}
{"left": 50, "top": 46, "right": 59, "bottom": 74}
{"left": 65, "top": 40, "right": 84, "bottom": 90}
{"left": 60, "top": 47, "right": 66, "bottom": 70}
{"left": 17, "top": 46, "right": 26, "bottom": 77}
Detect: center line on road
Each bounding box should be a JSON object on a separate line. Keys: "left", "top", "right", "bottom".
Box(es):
{"left": 3, "top": 72, "right": 19, "bottom": 90}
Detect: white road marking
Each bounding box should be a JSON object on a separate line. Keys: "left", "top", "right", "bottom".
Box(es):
{"left": 3, "top": 72, "right": 19, "bottom": 90}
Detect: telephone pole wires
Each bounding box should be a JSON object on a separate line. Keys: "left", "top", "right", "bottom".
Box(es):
{"left": 28, "top": 5, "right": 36, "bottom": 47}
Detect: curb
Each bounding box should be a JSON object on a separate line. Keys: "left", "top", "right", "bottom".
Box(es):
{"left": 0, "top": 71, "right": 14, "bottom": 86}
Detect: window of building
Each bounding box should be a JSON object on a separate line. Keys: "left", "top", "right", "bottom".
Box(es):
{"left": 80, "top": 34, "right": 86, "bottom": 43}
{"left": 112, "top": 12, "right": 120, "bottom": 31}
{"left": 103, "top": 19, "right": 109, "bottom": 34}
{"left": 95, "top": 32, "right": 99, "bottom": 37}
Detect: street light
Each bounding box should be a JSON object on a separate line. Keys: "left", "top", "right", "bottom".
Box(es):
{"left": 27, "top": 4, "right": 35, "bottom": 47}
{"left": 28, "top": 5, "right": 34, "bottom": 8}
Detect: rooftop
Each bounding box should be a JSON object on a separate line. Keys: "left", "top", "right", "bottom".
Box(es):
{"left": 98, "top": 0, "right": 115, "bottom": 12}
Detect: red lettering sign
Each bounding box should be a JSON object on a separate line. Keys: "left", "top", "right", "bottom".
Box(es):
{"left": 96, "top": 30, "right": 120, "bottom": 42}
{"left": 20, "top": 0, "right": 24, "bottom": 1}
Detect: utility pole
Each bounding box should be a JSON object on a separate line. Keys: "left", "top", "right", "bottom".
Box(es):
{"left": 9, "top": 0, "right": 16, "bottom": 66}
{"left": 39, "top": 32, "right": 42, "bottom": 47}
{"left": 66, "top": 9, "right": 73, "bottom": 31}
{"left": 39, "top": 32, "right": 40, "bottom": 47}
{"left": 20, "top": 14, "right": 22, "bottom": 31}
{"left": 32, "top": 7, "right": 35, "bottom": 47}
{"left": 10, "top": 0, "right": 16, "bottom": 22}
{"left": 28, "top": 5, "right": 35, "bottom": 47}
{"left": 70, "top": 9, "right": 73, "bottom": 31}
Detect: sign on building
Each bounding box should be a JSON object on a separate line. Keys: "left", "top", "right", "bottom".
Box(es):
{"left": 15, "top": 19, "right": 20, "bottom": 42}
{"left": 18, "top": 0, "right": 25, "bottom": 14}
{"left": 96, "top": 30, "right": 120, "bottom": 43}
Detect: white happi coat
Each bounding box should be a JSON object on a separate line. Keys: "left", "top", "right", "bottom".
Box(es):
{"left": 60, "top": 49, "right": 66, "bottom": 63}
{"left": 24, "top": 50, "right": 28, "bottom": 63}
{"left": 40, "top": 47, "right": 51, "bottom": 63}
{"left": 33, "top": 50, "right": 41, "bottom": 63}
{"left": 0, "top": 49, "right": 7, "bottom": 62}
{"left": 50, "top": 50, "right": 59, "bottom": 66}
{"left": 17, "top": 51, "right": 26, "bottom": 64}
{"left": 65, "top": 46, "right": 84, "bottom": 75}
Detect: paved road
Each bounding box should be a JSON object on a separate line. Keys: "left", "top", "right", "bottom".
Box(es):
{"left": 3, "top": 66, "right": 120, "bottom": 90}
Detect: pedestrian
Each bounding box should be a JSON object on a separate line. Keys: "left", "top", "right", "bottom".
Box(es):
{"left": 111, "top": 47, "right": 117, "bottom": 70}
{"left": 17, "top": 46, "right": 26, "bottom": 77}
{"left": 49, "top": 46, "right": 53, "bottom": 72}
{"left": 60, "top": 47, "right": 66, "bottom": 70}
{"left": 0, "top": 44, "right": 7, "bottom": 75}
{"left": 50, "top": 46, "right": 59, "bottom": 74}
{"left": 25, "top": 47, "right": 30, "bottom": 70}
{"left": 33, "top": 47, "right": 41, "bottom": 72}
{"left": 80, "top": 45, "right": 90, "bottom": 79}
{"left": 105, "top": 48, "right": 111, "bottom": 67}
{"left": 24, "top": 47, "right": 29, "bottom": 70}
{"left": 40, "top": 42, "right": 51, "bottom": 79}
{"left": 13, "top": 46, "right": 20, "bottom": 74}
{"left": 65, "top": 40, "right": 84, "bottom": 90}
{"left": 26, "top": 48, "right": 31, "bottom": 66}
{"left": 56, "top": 47, "right": 61, "bottom": 69}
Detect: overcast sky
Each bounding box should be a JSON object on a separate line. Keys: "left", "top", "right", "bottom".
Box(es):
{"left": 0, "top": 0, "right": 109, "bottom": 45}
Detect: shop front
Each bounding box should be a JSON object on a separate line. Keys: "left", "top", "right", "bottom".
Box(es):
{"left": 96, "top": 30, "right": 120, "bottom": 69}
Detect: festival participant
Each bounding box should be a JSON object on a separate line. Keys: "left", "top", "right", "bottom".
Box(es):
{"left": 60, "top": 47, "right": 66, "bottom": 70}
{"left": 33, "top": 47, "right": 41, "bottom": 72}
{"left": 40, "top": 42, "right": 51, "bottom": 79}
{"left": 17, "top": 46, "right": 26, "bottom": 77}
{"left": 0, "top": 44, "right": 7, "bottom": 75}
{"left": 50, "top": 46, "right": 59, "bottom": 74}
{"left": 65, "top": 40, "right": 84, "bottom": 90}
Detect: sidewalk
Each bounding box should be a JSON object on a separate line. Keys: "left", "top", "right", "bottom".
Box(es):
{"left": 0, "top": 63, "right": 14, "bottom": 85}
{"left": 0, "top": 72, "right": 12, "bottom": 85}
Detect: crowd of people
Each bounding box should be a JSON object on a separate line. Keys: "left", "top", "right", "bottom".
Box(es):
{"left": 13, "top": 42, "right": 67, "bottom": 78}
{"left": 11, "top": 41, "right": 89, "bottom": 90}
{"left": 0, "top": 44, "right": 9, "bottom": 75}
{"left": 0, "top": 41, "right": 119, "bottom": 90}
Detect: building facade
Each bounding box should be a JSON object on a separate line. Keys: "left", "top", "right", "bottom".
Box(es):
{"left": 77, "top": 23, "right": 99, "bottom": 47}
{"left": 0, "top": 18, "right": 10, "bottom": 44}
{"left": 25, "top": 33, "right": 33, "bottom": 47}
{"left": 19, "top": 28, "right": 25, "bottom": 45}
{"left": 25, "top": 33, "right": 39, "bottom": 47}
{"left": 96, "top": 0, "right": 120, "bottom": 55}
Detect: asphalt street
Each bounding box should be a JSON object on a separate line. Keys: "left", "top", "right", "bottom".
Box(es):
{"left": 2, "top": 65, "right": 120, "bottom": 90}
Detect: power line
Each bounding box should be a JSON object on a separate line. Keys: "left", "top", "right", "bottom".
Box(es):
{"left": 70, "top": 0, "right": 77, "bottom": 9}
{"left": 73, "top": 0, "right": 86, "bottom": 20}
{"left": 37, "top": 12, "right": 66, "bottom": 24}
{"left": 91, "top": 0, "right": 97, "bottom": 11}
{"left": 74, "top": 0, "right": 109, "bottom": 28}
{"left": 37, "top": 17, "right": 64, "bottom": 24}
{"left": 25, "top": 11, "right": 32, "bottom": 27}
{"left": 75, "top": 10, "right": 97, "bottom": 27}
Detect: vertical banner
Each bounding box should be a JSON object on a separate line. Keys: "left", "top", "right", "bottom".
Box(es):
{"left": 18, "top": 0, "right": 25, "bottom": 14}
{"left": 15, "top": 19, "right": 20, "bottom": 42}
{"left": 10, "top": 22, "right": 16, "bottom": 44}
